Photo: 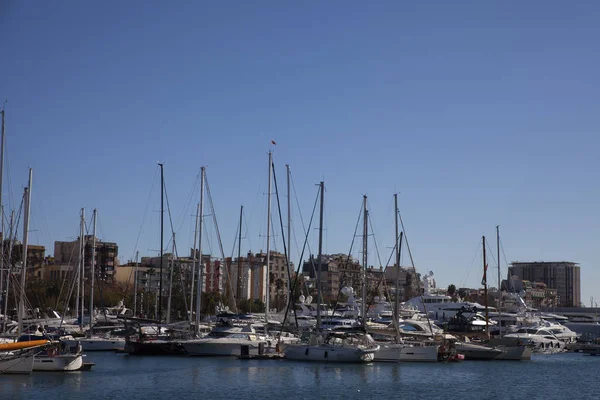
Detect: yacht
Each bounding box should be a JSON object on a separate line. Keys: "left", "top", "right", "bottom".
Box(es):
{"left": 182, "top": 324, "right": 270, "bottom": 357}
{"left": 370, "top": 333, "right": 439, "bottom": 362}
{"left": 17, "top": 334, "right": 84, "bottom": 371}
{"left": 283, "top": 330, "right": 379, "bottom": 362}
{"left": 504, "top": 327, "right": 564, "bottom": 353}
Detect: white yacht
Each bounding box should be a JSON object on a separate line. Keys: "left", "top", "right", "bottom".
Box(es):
{"left": 370, "top": 332, "right": 439, "bottom": 362}
{"left": 504, "top": 328, "right": 564, "bottom": 353}
{"left": 283, "top": 330, "right": 379, "bottom": 362}
{"left": 80, "top": 336, "right": 126, "bottom": 351}
{"left": 182, "top": 325, "right": 270, "bottom": 357}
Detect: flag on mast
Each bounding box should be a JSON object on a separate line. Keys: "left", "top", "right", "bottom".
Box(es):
{"left": 481, "top": 263, "right": 488, "bottom": 286}
{"left": 271, "top": 139, "right": 276, "bottom": 145}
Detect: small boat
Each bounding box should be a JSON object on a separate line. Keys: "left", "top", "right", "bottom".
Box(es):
{"left": 0, "top": 350, "right": 36, "bottom": 374}
{"left": 0, "top": 340, "right": 50, "bottom": 375}
{"left": 18, "top": 335, "right": 84, "bottom": 371}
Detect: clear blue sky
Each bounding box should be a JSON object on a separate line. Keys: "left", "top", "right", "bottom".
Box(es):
{"left": 1, "top": 1, "right": 598, "bottom": 304}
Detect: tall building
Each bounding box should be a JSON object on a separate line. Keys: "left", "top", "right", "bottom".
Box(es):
{"left": 54, "top": 235, "right": 119, "bottom": 281}
{"left": 508, "top": 261, "right": 581, "bottom": 307}
{"left": 7, "top": 242, "right": 46, "bottom": 278}
{"left": 302, "top": 254, "right": 364, "bottom": 301}
{"left": 223, "top": 251, "right": 290, "bottom": 307}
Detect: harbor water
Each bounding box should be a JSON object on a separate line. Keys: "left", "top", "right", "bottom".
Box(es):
{"left": 1, "top": 352, "right": 597, "bottom": 399}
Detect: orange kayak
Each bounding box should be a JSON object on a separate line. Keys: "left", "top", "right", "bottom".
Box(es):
{"left": 0, "top": 340, "right": 50, "bottom": 351}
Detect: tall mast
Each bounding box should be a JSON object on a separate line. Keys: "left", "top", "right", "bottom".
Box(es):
{"left": 265, "top": 151, "right": 272, "bottom": 324}
{"left": 483, "top": 235, "right": 489, "bottom": 339}
{"left": 361, "top": 195, "right": 368, "bottom": 330}
{"left": 316, "top": 181, "right": 324, "bottom": 330}
{"left": 18, "top": 169, "right": 32, "bottom": 335}
{"left": 0, "top": 108, "right": 5, "bottom": 321}
{"left": 158, "top": 163, "right": 164, "bottom": 323}
{"left": 497, "top": 225, "right": 502, "bottom": 338}
{"left": 237, "top": 205, "right": 243, "bottom": 301}
{"left": 189, "top": 202, "right": 199, "bottom": 326}
{"left": 133, "top": 250, "right": 139, "bottom": 317}
{"left": 394, "top": 194, "right": 399, "bottom": 323}
{"left": 75, "top": 208, "right": 83, "bottom": 321}
{"left": 80, "top": 208, "right": 85, "bottom": 329}
{"left": 2, "top": 210, "right": 14, "bottom": 332}
{"left": 194, "top": 167, "right": 205, "bottom": 331}
{"left": 166, "top": 233, "right": 175, "bottom": 324}
{"left": 89, "top": 209, "right": 97, "bottom": 333}
{"left": 285, "top": 164, "right": 291, "bottom": 312}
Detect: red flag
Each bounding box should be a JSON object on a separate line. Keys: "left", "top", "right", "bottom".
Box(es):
{"left": 271, "top": 140, "right": 276, "bottom": 145}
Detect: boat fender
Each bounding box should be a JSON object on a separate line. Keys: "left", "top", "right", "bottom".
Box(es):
{"left": 47, "top": 348, "right": 57, "bottom": 357}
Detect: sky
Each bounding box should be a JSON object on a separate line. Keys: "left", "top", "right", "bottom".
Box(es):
{"left": 0, "top": 1, "right": 598, "bottom": 304}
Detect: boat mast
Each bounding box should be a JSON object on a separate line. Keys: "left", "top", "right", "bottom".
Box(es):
{"left": 265, "top": 151, "right": 272, "bottom": 324}
{"left": 2, "top": 210, "right": 13, "bottom": 332}
{"left": 394, "top": 194, "right": 399, "bottom": 324}
{"left": 166, "top": 233, "right": 175, "bottom": 324}
{"left": 18, "top": 169, "right": 32, "bottom": 336}
{"left": 189, "top": 203, "right": 199, "bottom": 326}
{"left": 361, "top": 195, "right": 368, "bottom": 330}
{"left": 236, "top": 205, "right": 243, "bottom": 302}
{"left": 194, "top": 167, "right": 205, "bottom": 332}
{"left": 0, "top": 108, "right": 5, "bottom": 323}
{"left": 75, "top": 208, "right": 83, "bottom": 322}
{"left": 316, "top": 181, "right": 324, "bottom": 330}
{"left": 80, "top": 208, "right": 86, "bottom": 329}
{"left": 497, "top": 225, "right": 502, "bottom": 338}
{"left": 158, "top": 163, "right": 164, "bottom": 323}
{"left": 133, "top": 250, "right": 139, "bottom": 317}
{"left": 0, "top": 210, "right": 15, "bottom": 332}
{"left": 89, "top": 209, "right": 97, "bottom": 334}
{"left": 285, "top": 164, "right": 291, "bottom": 312}
{"left": 483, "top": 235, "right": 489, "bottom": 339}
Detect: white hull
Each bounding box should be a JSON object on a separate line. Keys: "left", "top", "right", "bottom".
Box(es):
{"left": 0, "top": 353, "right": 35, "bottom": 374}
{"left": 284, "top": 344, "right": 377, "bottom": 363}
{"left": 33, "top": 354, "right": 83, "bottom": 371}
{"left": 80, "top": 338, "right": 125, "bottom": 352}
{"left": 182, "top": 339, "right": 268, "bottom": 357}
{"left": 374, "top": 343, "right": 439, "bottom": 362}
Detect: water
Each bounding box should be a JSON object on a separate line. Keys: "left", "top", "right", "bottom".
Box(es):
{"left": 1, "top": 352, "right": 596, "bottom": 399}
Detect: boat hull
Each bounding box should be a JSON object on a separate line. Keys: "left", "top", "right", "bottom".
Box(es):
{"left": 0, "top": 353, "right": 35, "bottom": 374}
{"left": 284, "top": 344, "right": 377, "bottom": 363}
{"left": 455, "top": 343, "right": 503, "bottom": 360}
{"left": 33, "top": 355, "right": 83, "bottom": 371}
{"left": 80, "top": 338, "right": 125, "bottom": 352}
{"left": 374, "top": 343, "right": 439, "bottom": 362}
{"left": 182, "top": 339, "right": 268, "bottom": 357}
{"left": 125, "top": 340, "right": 187, "bottom": 356}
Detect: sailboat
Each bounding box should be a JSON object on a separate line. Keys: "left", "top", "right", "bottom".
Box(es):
{"left": 283, "top": 185, "right": 379, "bottom": 363}
{"left": 125, "top": 163, "right": 187, "bottom": 356}
{"left": 183, "top": 153, "right": 293, "bottom": 357}
{"left": 453, "top": 235, "right": 532, "bottom": 361}
{"left": 15, "top": 173, "right": 85, "bottom": 371}
{"left": 372, "top": 194, "right": 439, "bottom": 362}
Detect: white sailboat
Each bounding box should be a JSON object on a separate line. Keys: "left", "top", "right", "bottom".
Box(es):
{"left": 283, "top": 186, "right": 379, "bottom": 363}
{"left": 372, "top": 194, "right": 439, "bottom": 362}
{"left": 81, "top": 209, "right": 126, "bottom": 352}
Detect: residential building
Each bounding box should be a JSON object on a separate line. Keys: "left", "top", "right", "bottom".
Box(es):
{"left": 508, "top": 261, "right": 581, "bottom": 307}
{"left": 383, "top": 265, "right": 420, "bottom": 301}
{"left": 10, "top": 243, "right": 46, "bottom": 278}
{"left": 54, "top": 235, "right": 119, "bottom": 281}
